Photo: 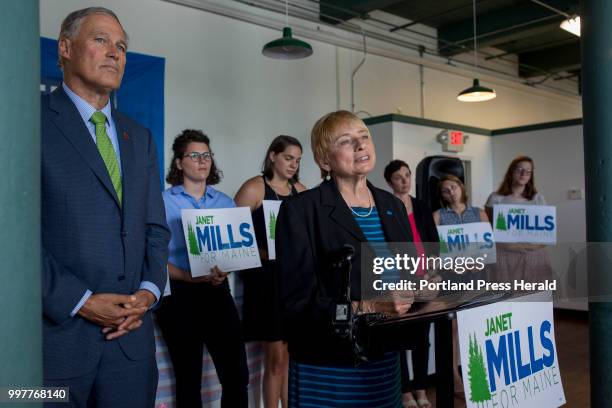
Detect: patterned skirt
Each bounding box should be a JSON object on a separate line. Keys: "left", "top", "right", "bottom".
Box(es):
{"left": 488, "top": 246, "right": 554, "bottom": 284}
{"left": 288, "top": 352, "right": 402, "bottom": 408}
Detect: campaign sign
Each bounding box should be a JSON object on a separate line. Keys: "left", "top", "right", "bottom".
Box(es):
{"left": 262, "top": 200, "right": 282, "bottom": 260}
{"left": 492, "top": 205, "right": 556, "bottom": 244}
{"left": 437, "top": 222, "right": 497, "bottom": 264}
{"left": 457, "top": 299, "right": 565, "bottom": 408}
{"left": 181, "top": 208, "right": 261, "bottom": 277}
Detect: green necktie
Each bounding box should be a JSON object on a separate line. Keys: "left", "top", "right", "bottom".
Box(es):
{"left": 90, "top": 111, "right": 122, "bottom": 205}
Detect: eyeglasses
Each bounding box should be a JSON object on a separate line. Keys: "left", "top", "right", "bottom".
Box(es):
{"left": 514, "top": 167, "right": 532, "bottom": 175}
{"left": 183, "top": 151, "right": 214, "bottom": 162}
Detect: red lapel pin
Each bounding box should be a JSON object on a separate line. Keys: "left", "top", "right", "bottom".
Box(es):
{"left": 123, "top": 131, "right": 129, "bottom": 140}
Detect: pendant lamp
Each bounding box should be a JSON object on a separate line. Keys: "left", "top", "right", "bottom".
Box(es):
{"left": 262, "top": 0, "right": 313, "bottom": 59}
{"left": 457, "top": 0, "right": 496, "bottom": 102}
{"left": 560, "top": 16, "right": 580, "bottom": 37}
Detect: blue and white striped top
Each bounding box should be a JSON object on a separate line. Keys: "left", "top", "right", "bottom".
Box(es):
{"left": 352, "top": 207, "right": 385, "bottom": 242}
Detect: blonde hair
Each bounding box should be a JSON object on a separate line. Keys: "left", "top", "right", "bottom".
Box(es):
{"left": 311, "top": 110, "right": 369, "bottom": 178}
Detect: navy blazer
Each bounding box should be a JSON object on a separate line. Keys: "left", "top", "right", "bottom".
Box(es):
{"left": 41, "top": 88, "right": 170, "bottom": 379}
{"left": 275, "top": 179, "right": 415, "bottom": 365}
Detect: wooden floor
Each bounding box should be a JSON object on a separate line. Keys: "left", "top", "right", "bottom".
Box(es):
{"left": 423, "top": 309, "right": 589, "bottom": 408}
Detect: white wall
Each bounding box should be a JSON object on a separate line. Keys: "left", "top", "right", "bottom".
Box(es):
{"left": 366, "top": 121, "right": 394, "bottom": 189}
{"left": 40, "top": 0, "right": 582, "bottom": 196}
{"left": 341, "top": 53, "right": 583, "bottom": 130}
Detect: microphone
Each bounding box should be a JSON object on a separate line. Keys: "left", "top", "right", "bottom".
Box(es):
{"left": 329, "top": 244, "right": 355, "bottom": 269}
{"left": 331, "top": 244, "right": 355, "bottom": 339}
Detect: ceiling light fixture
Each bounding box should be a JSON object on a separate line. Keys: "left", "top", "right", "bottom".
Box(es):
{"left": 560, "top": 16, "right": 580, "bottom": 37}
{"left": 457, "top": 0, "right": 496, "bottom": 102}
{"left": 262, "top": 0, "right": 313, "bottom": 59}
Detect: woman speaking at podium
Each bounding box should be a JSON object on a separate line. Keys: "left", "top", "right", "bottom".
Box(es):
{"left": 275, "top": 110, "right": 415, "bottom": 407}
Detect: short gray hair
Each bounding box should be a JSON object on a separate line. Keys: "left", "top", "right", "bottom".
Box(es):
{"left": 58, "top": 7, "right": 129, "bottom": 68}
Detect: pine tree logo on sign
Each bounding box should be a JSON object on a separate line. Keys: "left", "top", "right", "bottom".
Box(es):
{"left": 439, "top": 236, "right": 449, "bottom": 253}
{"left": 468, "top": 333, "right": 492, "bottom": 403}
{"left": 496, "top": 211, "right": 507, "bottom": 231}
{"left": 269, "top": 211, "right": 277, "bottom": 240}
{"left": 187, "top": 223, "right": 200, "bottom": 256}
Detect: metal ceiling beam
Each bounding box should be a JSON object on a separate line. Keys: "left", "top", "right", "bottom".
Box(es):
{"left": 311, "top": 0, "right": 578, "bottom": 83}
{"left": 437, "top": 0, "right": 576, "bottom": 56}
{"left": 389, "top": 1, "right": 480, "bottom": 32}
{"left": 318, "top": 0, "right": 404, "bottom": 24}
{"left": 485, "top": 36, "right": 578, "bottom": 60}
{"left": 529, "top": 0, "right": 572, "bottom": 18}
{"left": 519, "top": 41, "right": 580, "bottom": 77}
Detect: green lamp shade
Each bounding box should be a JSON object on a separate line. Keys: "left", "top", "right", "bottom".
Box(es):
{"left": 262, "top": 27, "right": 313, "bottom": 60}
{"left": 457, "top": 78, "right": 496, "bottom": 102}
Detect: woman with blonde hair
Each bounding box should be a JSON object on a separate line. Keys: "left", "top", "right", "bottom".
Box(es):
{"left": 275, "top": 110, "right": 416, "bottom": 407}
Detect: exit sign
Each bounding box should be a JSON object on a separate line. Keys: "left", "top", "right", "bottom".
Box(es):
{"left": 443, "top": 130, "right": 464, "bottom": 152}
{"left": 449, "top": 131, "right": 463, "bottom": 146}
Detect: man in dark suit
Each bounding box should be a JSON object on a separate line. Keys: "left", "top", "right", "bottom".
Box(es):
{"left": 41, "top": 7, "right": 169, "bottom": 407}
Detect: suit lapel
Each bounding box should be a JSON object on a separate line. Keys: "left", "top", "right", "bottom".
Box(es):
{"left": 114, "top": 110, "right": 134, "bottom": 215}
{"left": 49, "top": 90, "right": 120, "bottom": 208}
{"left": 320, "top": 180, "right": 366, "bottom": 242}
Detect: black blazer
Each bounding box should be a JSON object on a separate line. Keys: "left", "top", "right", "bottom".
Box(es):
{"left": 410, "top": 196, "right": 440, "bottom": 245}
{"left": 275, "top": 179, "right": 414, "bottom": 365}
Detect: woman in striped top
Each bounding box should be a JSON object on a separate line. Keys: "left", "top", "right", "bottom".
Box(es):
{"left": 275, "top": 110, "right": 416, "bottom": 407}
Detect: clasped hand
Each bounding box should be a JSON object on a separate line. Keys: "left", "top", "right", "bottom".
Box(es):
{"left": 78, "top": 289, "right": 156, "bottom": 340}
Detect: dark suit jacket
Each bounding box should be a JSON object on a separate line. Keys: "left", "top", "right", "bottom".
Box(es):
{"left": 410, "top": 196, "right": 440, "bottom": 245}
{"left": 41, "top": 88, "right": 170, "bottom": 379}
{"left": 275, "top": 179, "right": 414, "bottom": 365}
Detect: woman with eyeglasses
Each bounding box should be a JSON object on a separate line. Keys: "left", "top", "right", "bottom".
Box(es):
{"left": 234, "top": 135, "right": 307, "bottom": 408}
{"left": 484, "top": 155, "right": 553, "bottom": 283}
{"left": 156, "top": 129, "right": 249, "bottom": 407}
